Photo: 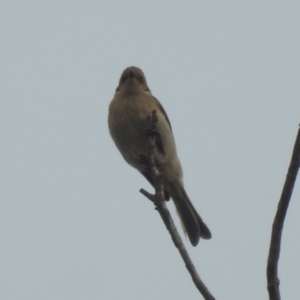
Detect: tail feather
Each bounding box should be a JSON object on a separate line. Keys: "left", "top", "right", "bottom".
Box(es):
{"left": 171, "top": 185, "right": 211, "bottom": 246}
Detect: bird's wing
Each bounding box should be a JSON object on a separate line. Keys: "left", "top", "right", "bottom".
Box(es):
{"left": 153, "top": 97, "right": 172, "bottom": 133}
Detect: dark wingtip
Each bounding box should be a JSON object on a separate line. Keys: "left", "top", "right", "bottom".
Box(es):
{"left": 200, "top": 223, "right": 212, "bottom": 240}
{"left": 190, "top": 236, "right": 200, "bottom": 247}
{"left": 189, "top": 226, "right": 211, "bottom": 246}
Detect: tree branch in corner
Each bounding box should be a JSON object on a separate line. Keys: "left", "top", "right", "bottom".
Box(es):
{"left": 267, "top": 125, "right": 300, "bottom": 300}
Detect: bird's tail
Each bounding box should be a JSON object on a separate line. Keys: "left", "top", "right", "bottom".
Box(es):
{"left": 170, "top": 184, "right": 211, "bottom": 246}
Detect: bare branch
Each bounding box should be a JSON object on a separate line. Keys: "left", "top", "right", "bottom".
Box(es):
{"left": 267, "top": 125, "right": 300, "bottom": 300}
{"left": 140, "top": 110, "right": 216, "bottom": 300}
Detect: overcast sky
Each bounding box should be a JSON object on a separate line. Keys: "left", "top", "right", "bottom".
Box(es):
{"left": 1, "top": 1, "right": 300, "bottom": 299}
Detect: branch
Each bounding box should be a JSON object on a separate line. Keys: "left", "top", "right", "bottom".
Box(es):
{"left": 267, "top": 125, "right": 300, "bottom": 300}
{"left": 140, "top": 110, "right": 216, "bottom": 300}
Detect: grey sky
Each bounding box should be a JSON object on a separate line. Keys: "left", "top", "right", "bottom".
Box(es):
{"left": 1, "top": 1, "right": 299, "bottom": 299}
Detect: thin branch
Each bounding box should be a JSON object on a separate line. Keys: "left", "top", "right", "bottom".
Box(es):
{"left": 267, "top": 125, "right": 300, "bottom": 300}
{"left": 140, "top": 110, "right": 216, "bottom": 300}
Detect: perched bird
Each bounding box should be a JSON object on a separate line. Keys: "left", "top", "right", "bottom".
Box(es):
{"left": 108, "top": 66, "right": 211, "bottom": 246}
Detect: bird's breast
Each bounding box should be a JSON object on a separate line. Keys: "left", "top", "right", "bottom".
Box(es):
{"left": 108, "top": 94, "right": 154, "bottom": 167}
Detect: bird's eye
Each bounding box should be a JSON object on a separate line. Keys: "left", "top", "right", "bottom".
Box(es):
{"left": 139, "top": 76, "right": 144, "bottom": 83}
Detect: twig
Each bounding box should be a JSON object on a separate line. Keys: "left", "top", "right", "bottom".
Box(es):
{"left": 267, "top": 126, "right": 300, "bottom": 300}
{"left": 140, "top": 110, "right": 216, "bottom": 300}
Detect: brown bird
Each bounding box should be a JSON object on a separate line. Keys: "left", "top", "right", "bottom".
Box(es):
{"left": 108, "top": 66, "right": 211, "bottom": 246}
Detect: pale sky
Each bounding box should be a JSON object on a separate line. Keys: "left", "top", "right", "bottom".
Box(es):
{"left": 1, "top": 1, "right": 300, "bottom": 299}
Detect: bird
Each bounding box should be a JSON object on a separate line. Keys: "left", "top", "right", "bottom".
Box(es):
{"left": 108, "top": 66, "right": 211, "bottom": 246}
